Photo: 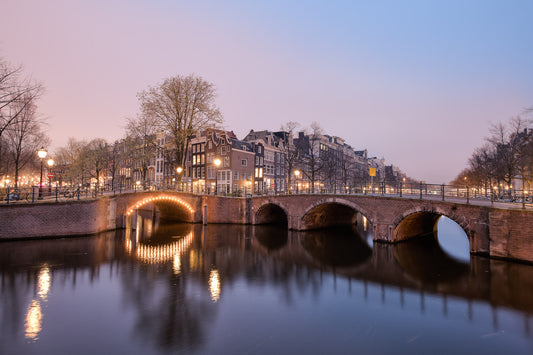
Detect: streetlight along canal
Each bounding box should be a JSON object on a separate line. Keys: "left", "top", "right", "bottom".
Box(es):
{"left": 1, "top": 216, "right": 533, "bottom": 354}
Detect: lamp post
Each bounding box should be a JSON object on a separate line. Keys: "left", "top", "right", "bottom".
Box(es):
{"left": 176, "top": 166, "right": 183, "bottom": 191}
{"left": 37, "top": 147, "right": 47, "bottom": 199}
{"left": 214, "top": 158, "right": 221, "bottom": 195}
{"left": 294, "top": 169, "right": 300, "bottom": 194}
{"left": 47, "top": 158, "right": 54, "bottom": 194}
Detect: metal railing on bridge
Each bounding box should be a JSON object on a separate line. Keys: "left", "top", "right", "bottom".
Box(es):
{"left": 1, "top": 182, "right": 532, "bottom": 209}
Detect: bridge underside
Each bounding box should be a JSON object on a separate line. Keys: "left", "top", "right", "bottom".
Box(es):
{"left": 145, "top": 202, "right": 193, "bottom": 223}
{"left": 255, "top": 204, "right": 288, "bottom": 226}
{"left": 394, "top": 212, "right": 441, "bottom": 242}
{"left": 301, "top": 203, "right": 358, "bottom": 230}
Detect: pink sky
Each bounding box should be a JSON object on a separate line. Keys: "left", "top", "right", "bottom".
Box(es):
{"left": 1, "top": 0, "right": 532, "bottom": 183}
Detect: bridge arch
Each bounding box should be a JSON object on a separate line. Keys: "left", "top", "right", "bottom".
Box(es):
{"left": 255, "top": 203, "right": 289, "bottom": 226}
{"left": 300, "top": 198, "right": 374, "bottom": 230}
{"left": 126, "top": 195, "right": 195, "bottom": 223}
{"left": 392, "top": 206, "right": 471, "bottom": 244}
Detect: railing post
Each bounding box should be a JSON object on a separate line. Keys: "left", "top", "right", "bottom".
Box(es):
{"left": 399, "top": 182, "right": 403, "bottom": 198}
{"left": 55, "top": 186, "right": 58, "bottom": 202}
{"left": 466, "top": 186, "right": 470, "bottom": 204}
{"left": 6, "top": 187, "right": 9, "bottom": 205}
{"left": 441, "top": 184, "right": 445, "bottom": 201}
{"left": 522, "top": 189, "right": 526, "bottom": 209}
{"left": 491, "top": 188, "right": 494, "bottom": 207}
{"left": 419, "top": 181, "right": 423, "bottom": 200}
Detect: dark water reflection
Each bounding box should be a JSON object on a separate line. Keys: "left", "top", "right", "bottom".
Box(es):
{"left": 2, "top": 222, "right": 533, "bottom": 354}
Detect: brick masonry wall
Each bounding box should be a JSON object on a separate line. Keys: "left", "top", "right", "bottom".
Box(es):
{"left": 0, "top": 198, "right": 116, "bottom": 240}
{"left": 488, "top": 209, "right": 533, "bottom": 262}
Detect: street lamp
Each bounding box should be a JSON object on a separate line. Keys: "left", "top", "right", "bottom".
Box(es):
{"left": 214, "top": 158, "right": 221, "bottom": 195}
{"left": 294, "top": 169, "right": 300, "bottom": 194}
{"left": 47, "top": 158, "right": 54, "bottom": 194}
{"left": 176, "top": 166, "right": 183, "bottom": 191}
{"left": 37, "top": 147, "right": 47, "bottom": 199}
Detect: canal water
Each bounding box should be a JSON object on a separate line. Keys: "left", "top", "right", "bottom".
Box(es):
{"left": 1, "top": 217, "right": 533, "bottom": 354}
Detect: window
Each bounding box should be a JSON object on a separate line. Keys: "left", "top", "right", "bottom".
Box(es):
{"left": 234, "top": 171, "right": 239, "bottom": 180}
{"left": 241, "top": 159, "right": 247, "bottom": 166}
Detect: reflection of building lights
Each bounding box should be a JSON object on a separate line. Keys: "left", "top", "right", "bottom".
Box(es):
{"left": 126, "top": 195, "right": 195, "bottom": 216}
{"left": 38, "top": 267, "right": 50, "bottom": 301}
{"left": 362, "top": 216, "right": 368, "bottom": 231}
{"left": 173, "top": 255, "right": 181, "bottom": 275}
{"left": 25, "top": 299, "right": 42, "bottom": 341}
{"left": 209, "top": 269, "right": 221, "bottom": 302}
{"left": 189, "top": 250, "right": 202, "bottom": 272}
{"left": 125, "top": 232, "right": 194, "bottom": 264}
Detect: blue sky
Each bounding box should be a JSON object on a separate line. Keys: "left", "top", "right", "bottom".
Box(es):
{"left": 1, "top": 0, "right": 532, "bottom": 182}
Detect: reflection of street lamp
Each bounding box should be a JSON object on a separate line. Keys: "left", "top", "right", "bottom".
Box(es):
{"left": 176, "top": 166, "right": 183, "bottom": 191}
{"left": 37, "top": 147, "right": 47, "bottom": 199}
{"left": 47, "top": 158, "right": 54, "bottom": 194}
{"left": 214, "top": 158, "right": 221, "bottom": 195}
{"left": 294, "top": 169, "right": 300, "bottom": 194}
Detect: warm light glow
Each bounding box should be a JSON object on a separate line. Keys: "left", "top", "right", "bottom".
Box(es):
{"left": 125, "top": 232, "right": 194, "bottom": 264}
{"left": 47, "top": 158, "right": 54, "bottom": 167}
{"left": 37, "top": 147, "right": 47, "bottom": 159}
{"left": 294, "top": 169, "right": 300, "bottom": 177}
{"left": 136, "top": 180, "right": 141, "bottom": 185}
{"left": 173, "top": 255, "right": 181, "bottom": 275}
{"left": 214, "top": 158, "right": 221, "bottom": 167}
{"left": 176, "top": 166, "right": 183, "bottom": 174}
{"left": 126, "top": 195, "right": 195, "bottom": 216}
{"left": 25, "top": 299, "right": 42, "bottom": 341}
{"left": 38, "top": 267, "right": 50, "bottom": 301}
{"left": 209, "top": 269, "right": 221, "bottom": 302}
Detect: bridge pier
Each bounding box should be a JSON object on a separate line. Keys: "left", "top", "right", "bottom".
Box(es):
{"left": 373, "top": 223, "right": 394, "bottom": 242}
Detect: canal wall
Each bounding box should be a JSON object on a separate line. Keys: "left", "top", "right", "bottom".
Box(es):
{"left": 488, "top": 209, "right": 533, "bottom": 263}
{"left": 0, "top": 197, "right": 117, "bottom": 239}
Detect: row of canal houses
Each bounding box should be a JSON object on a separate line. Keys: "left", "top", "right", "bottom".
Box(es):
{"left": 119, "top": 127, "right": 403, "bottom": 195}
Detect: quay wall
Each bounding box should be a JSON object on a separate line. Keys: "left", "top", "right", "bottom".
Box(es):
{"left": 0, "top": 198, "right": 117, "bottom": 240}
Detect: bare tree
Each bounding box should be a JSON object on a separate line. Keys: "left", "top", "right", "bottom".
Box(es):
{"left": 5, "top": 97, "right": 48, "bottom": 189}
{"left": 126, "top": 114, "right": 158, "bottom": 187}
{"left": 83, "top": 138, "right": 109, "bottom": 195}
{"left": 279, "top": 121, "right": 300, "bottom": 193}
{"left": 137, "top": 74, "right": 223, "bottom": 171}
{"left": 297, "top": 122, "right": 323, "bottom": 193}
{"left": 0, "top": 59, "right": 43, "bottom": 175}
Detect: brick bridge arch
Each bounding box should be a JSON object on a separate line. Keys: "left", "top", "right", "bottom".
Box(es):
{"left": 116, "top": 192, "right": 205, "bottom": 225}
{"left": 392, "top": 206, "right": 472, "bottom": 241}
{"left": 249, "top": 195, "right": 490, "bottom": 256}
{"left": 299, "top": 197, "right": 375, "bottom": 230}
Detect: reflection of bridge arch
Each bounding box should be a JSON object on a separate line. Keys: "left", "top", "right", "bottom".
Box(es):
{"left": 300, "top": 198, "right": 374, "bottom": 230}
{"left": 126, "top": 195, "right": 195, "bottom": 222}
{"left": 392, "top": 207, "right": 471, "bottom": 247}
{"left": 255, "top": 203, "right": 288, "bottom": 226}
{"left": 125, "top": 232, "right": 194, "bottom": 264}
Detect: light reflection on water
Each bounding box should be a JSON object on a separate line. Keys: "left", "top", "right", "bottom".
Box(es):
{"left": 1, "top": 220, "right": 533, "bottom": 354}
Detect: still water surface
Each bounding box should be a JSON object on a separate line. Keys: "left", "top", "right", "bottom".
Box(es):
{"left": 1, "top": 218, "right": 533, "bottom": 354}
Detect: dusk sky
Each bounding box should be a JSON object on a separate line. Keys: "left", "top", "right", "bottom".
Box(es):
{"left": 2, "top": 0, "right": 532, "bottom": 183}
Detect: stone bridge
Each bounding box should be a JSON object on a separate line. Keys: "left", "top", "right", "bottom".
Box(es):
{"left": 1, "top": 191, "right": 533, "bottom": 263}
{"left": 115, "top": 192, "right": 533, "bottom": 263}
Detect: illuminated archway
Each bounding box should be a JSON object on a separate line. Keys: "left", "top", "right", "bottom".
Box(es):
{"left": 126, "top": 195, "right": 195, "bottom": 222}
